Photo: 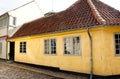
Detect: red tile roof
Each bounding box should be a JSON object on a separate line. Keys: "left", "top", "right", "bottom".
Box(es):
{"left": 12, "top": 0, "right": 120, "bottom": 38}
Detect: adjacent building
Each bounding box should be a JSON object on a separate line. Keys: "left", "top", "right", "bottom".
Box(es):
{"left": 8, "top": 0, "right": 120, "bottom": 76}
{"left": 0, "top": 1, "right": 43, "bottom": 59}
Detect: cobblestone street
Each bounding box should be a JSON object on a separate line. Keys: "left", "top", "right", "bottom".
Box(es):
{"left": 0, "top": 61, "right": 63, "bottom": 79}
{"left": 0, "top": 60, "right": 88, "bottom": 79}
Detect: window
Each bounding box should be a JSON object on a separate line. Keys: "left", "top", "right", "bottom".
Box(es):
{"left": 44, "top": 39, "right": 56, "bottom": 55}
{"left": 20, "top": 42, "right": 26, "bottom": 53}
{"left": 0, "top": 42, "right": 2, "bottom": 53}
{"left": 12, "top": 17, "right": 16, "bottom": 25}
{"left": 115, "top": 34, "right": 120, "bottom": 55}
{"left": 10, "top": 16, "right": 16, "bottom": 26}
{"left": 64, "top": 36, "right": 80, "bottom": 55}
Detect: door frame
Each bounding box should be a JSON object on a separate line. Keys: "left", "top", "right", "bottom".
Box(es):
{"left": 9, "top": 42, "right": 15, "bottom": 60}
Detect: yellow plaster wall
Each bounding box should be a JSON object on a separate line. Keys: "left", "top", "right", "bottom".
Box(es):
{"left": 101, "top": 26, "right": 120, "bottom": 75}
{"left": 8, "top": 26, "right": 120, "bottom": 76}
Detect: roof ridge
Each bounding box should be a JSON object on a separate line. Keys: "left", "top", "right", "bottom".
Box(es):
{"left": 87, "top": 0, "right": 106, "bottom": 24}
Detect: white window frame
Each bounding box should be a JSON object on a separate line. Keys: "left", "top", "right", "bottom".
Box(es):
{"left": 0, "top": 42, "right": 2, "bottom": 53}
{"left": 20, "top": 42, "right": 26, "bottom": 53}
{"left": 44, "top": 38, "right": 57, "bottom": 55}
{"left": 10, "top": 16, "right": 16, "bottom": 26}
{"left": 63, "top": 36, "right": 81, "bottom": 56}
{"left": 114, "top": 33, "right": 120, "bottom": 56}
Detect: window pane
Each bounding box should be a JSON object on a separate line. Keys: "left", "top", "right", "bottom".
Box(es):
{"left": 73, "top": 37, "right": 80, "bottom": 55}
{"left": 64, "top": 38, "right": 72, "bottom": 54}
{"left": 23, "top": 42, "right": 26, "bottom": 44}
{"left": 44, "top": 39, "right": 56, "bottom": 55}
{"left": 115, "top": 44, "right": 120, "bottom": 49}
{"left": 116, "top": 50, "right": 120, "bottom": 54}
{"left": 51, "top": 39, "right": 56, "bottom": 54}
{"left": 20, "top": 42, "right": 22, "bottom": 45}
{"left": 20, "top": 48, "right": 22, "bottom": 53}
{"left": 115, "top": 40, "right": 118, "bottom": 43}
{"left": 115, "top": 34, "right": 118, "bottom": 39}
{"left": 64, "top": 36, "right": 80, "bottom": 55}
{"left": 20, "top": 44, "right": 22, "bottom": 48}
{"left": 51, "top": 39, "right": 56, "bottom": 46}
{"left": 20, "top": 42, "right": 26, "bottom": 53}
{"left": 119, "top": 40, "right": 120, "bottom": 43}
{"left": 64, "top": 39, "right": 67, "bottom": 54}
{"left": 23, "top": 48, "right": 26, "bottom": 53}
{"left": 44, "top": 40, "right": 50, "bottom": 54}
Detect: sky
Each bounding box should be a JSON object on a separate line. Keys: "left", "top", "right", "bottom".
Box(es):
{"left": 0, "top": 0, "right": 120, "bottom": 15}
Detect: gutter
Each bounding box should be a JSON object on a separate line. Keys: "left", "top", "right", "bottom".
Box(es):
{"left": 87, "top": 28, "right": 93, "bottom": 79}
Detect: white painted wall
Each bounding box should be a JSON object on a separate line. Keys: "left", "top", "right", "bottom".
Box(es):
{"left": 0, "top": 39, "right": 7, "bottom": 59}
{"left": 0, "top": 1, "right": 43, "bottom": 59}
{"left": 0, "top": 14, "right": 8, "bottom": 36}
{"left": 0, "top": 28, "right": 7, "bottom": 36}
{"left": 8, "top": 1, "right": 43, "bottom": 27}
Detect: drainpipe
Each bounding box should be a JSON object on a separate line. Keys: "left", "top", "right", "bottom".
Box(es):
{"left": 6, "top": 14, "right": 9, "bottom": 60}
{"left": 6, "top": 35, "right": 8, "bottom": 60}
{"left": 87, "top": 28, "right": 93, "bottom": 79}
{"left": 6, "top": 26, "right": 9, "bottom": 60}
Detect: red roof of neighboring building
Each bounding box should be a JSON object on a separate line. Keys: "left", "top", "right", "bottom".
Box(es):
{"left": 12, "top": 0, "right": 120, "bottom": 38}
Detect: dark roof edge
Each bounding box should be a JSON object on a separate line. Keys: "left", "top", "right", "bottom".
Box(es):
{"left": 0, "top": 13, "right": 9, "bottom": 17}
{"left": 8, "top": 24, "right": 120, "bottom": 40}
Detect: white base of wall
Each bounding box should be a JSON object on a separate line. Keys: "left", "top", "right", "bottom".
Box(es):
{"left": 0, "top": 39, "right": 7, "bottom": 59}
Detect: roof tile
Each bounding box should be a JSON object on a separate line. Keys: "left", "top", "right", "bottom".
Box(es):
{"left": 12, "top": 0, "right": 120, "bottom": 38}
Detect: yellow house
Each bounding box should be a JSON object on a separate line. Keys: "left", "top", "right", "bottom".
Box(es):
{"left": 8, "top": 0, "right": 120, "bottom": 76}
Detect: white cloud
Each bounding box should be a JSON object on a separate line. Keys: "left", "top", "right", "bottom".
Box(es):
{"left": 100, "top": 0, "right": 120, "bottom": 11}
{"left": 0, "top": 0, "right": 120, "bottom": 15}
{"left": 34, "top": 0, "right": 120, "bottom": 13}
{"left": 0, "top": 0, "right": 32, "bottom": 15}
{"left": 35, "top": 0, "right": 77, "bottom": 13}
